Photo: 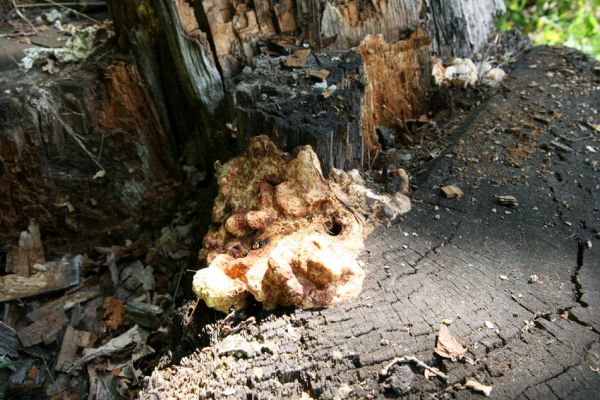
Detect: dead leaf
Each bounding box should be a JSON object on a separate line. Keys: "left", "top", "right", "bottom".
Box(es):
{"left": 103, "top": 297, "right": 125, "bottom": 331}
{"left": 435, "top": 324, "right": 466, "bottom": 362}
{"left": 26, "top": 364, "right": 39, "bottom": 383}
{"left": 465, "top": 379, "right": 493, "bottom": 396}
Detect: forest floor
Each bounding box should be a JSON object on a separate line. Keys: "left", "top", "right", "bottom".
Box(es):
{"left": 141, "top": 46, "right": 600, "bottom": 399}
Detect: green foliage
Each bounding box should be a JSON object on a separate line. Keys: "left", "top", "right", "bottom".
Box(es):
{"left": 498, "top": 0, "right": 600, "bottom": 60}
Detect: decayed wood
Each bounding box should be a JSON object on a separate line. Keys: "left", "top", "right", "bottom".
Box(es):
{"left": 0, "top": 59, "right": 180, "bottom": 251}
{"left": 233, "top": 50, "right": 366, "bottom": 175}
{"left": 356, "top": 29, "right": 432, "bottom": 152}
{"left": 105, "top": 0, "right": 504, "bottom": 179}
{"left": 17, "top": 308, "right": 69, "bottom": 347}
{"left": 0, "top": 321, "right": 20, "bottom": 358}
{"left": 5, "top": 221, "right": 45, "bottom": 276}
{"left": 26, "top": 285, "right": 100, "bottom": 322}
{"left": 0, "top": 257, "right": 80, "bottom": 302}
{"left": 125, "top": 301, "right": 163, "bottom": 330}
{"left": 55, "top": 326, "right": 93, "bottom": 372}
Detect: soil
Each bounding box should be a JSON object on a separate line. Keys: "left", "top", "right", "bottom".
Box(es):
{"left": 141, "top": 46, "right": 600, "bottom": 399}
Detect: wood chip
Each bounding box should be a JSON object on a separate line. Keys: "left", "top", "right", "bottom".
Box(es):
{"left": 284, "top": 49, "right": 311, "bottom": 68}
{"left": 77, "top": 325, "right": 146, "bottom": 366}
{"left": 17, "top": 309, "right": 69, "bottom": 347}
{"left": 435, "top": 324, "right": 465, "bottom": 362}
{"left": 497, "top": 195, "right": 518, "bottom": 207}
{"left": 103, "top": 297, "right": 125, "bottom": 331}
{"left": 440, "top": 185, "right": 463, "bottom": 199}
{"left": 306, "top": 69, "right": 330, "bottom": 81}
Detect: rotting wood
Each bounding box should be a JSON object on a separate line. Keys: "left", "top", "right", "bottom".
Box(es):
{"left": 0, "top": 59, "right": 180, "bottom": 252}
{"left": 5, "top": 221, "right": 45, "bottom": 276}
{"left": 0, "top": 257, "right": 81, "bottom": 302}
{"left": 106, "top": 0, "right": 505, "bottom": 180}
{"left": 125, "top": 301, "right": 163, "bottom": 330}
{"left": 55, "top": 326, "right": 93, "bottom": 372}
{"left": 26, "top": 285, "right": 100, "bottom": 322}
{"left": 17, "top": 308, "right": 69, "bottom": 347}
{"left": 0, "top": 321, "right": 20, "bottom": 358}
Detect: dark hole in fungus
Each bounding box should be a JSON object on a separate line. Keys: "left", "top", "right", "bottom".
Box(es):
{"left": 325, "top": 217, "right": 343, "bottom": 236}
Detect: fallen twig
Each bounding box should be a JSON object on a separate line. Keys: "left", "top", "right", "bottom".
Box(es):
{"left": 380, "top": 355, "right": 449, "bottom": 382}
{"left": 0, "top": 31, "right": 38, "bottom": 38}
{"left": 15, "top": 2, "right": 105, "bottom": 8}
{"left": 11, "top": 0, "right": 38, "bottom": 35}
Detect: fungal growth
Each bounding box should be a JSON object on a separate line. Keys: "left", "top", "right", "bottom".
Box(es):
{"left": 193, "top": 135, "right": 410, "bottom": 312}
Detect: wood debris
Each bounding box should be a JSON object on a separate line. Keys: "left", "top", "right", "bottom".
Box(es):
{"left": 5, "top": 221, "right": 45, "bottom": 276}
{"left": 497, "top": 195, "right": 519, "bottom": 207}
{"left": 17, "top": 309, "right": 69, "bottom": 347}
{"left": 550, "top": 140, "right": 573, "bottom": 153}
{"left": 284, "top": 49, "right": 311, "bottom": 68}
{"left": 441, "top": 185, "right": 464, "bottom": 199}
{"left": 103, "top": 297, "right": 125, "bottom": 331}
{"left": 0, "top": 257, "right": 81, "bottom": 303}
{"left": 464, "top": 379, "right": 493, "bottom": 397}
{"left": 0, "top": 322, "right": 20, "bottom": 358}
{"left": 306, "top": 69, "right": 330, "bottom": 81}
{"left": 55, "top": 326, "right": 93, "bottom": 372}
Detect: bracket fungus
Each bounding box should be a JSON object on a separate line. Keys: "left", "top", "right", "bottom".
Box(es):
{"left": 193, "top": 135, "right": 410, "bottom": 312}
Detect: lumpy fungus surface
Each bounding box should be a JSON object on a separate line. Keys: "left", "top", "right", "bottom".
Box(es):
{"left": 193, "top": 135, "right": 410, "bottom": 312}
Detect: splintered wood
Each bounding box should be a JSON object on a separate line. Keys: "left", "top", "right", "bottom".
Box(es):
{"left": 357, "top": 30, "right": 432, "bottom": 151}
{"left": 56, "top": 326, "right": 93, "bottom": 372}
{"left": 17, "top": 309, "right": 69, "bottom": 348}
{"left": 5, "top": 221, "right": 44, "bottom": 276}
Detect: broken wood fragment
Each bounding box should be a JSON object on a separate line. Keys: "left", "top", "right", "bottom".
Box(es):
{"left": 17, "top": 309, "right": 69, "bottom": 347}
{"left": 77, "top": 325, "right": 147, "bottom": 366}
{"left": 125, "top": 301, "right": 164, "bottom": 330}
{"left": 284, "top": 49, "right": 311, "bottom": 68}
{"left": 497, "top": 195, "right": 519, "bottom": 207}
{"left": 440, "top": 185, "right": 464, "bottom": 199}
{"left": 464, "top": 379, "right": 493, "bottom": 397}
{"left": 305, "top": 69, "right": 330, "bottom": 81}
{"left": 26, "top": 286, "right": 100, "bottom": 322}
{"left": 6, "top": 221, "right": 45, "bottom": 276}
{"left": 0, "top": 257, "right": 81, "bottom": 303}
{"left": 0, "top": 321, "right": 20, "bottom": 358}
{"left": 55, "top": 326, "right": 93, "bottom": 372}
